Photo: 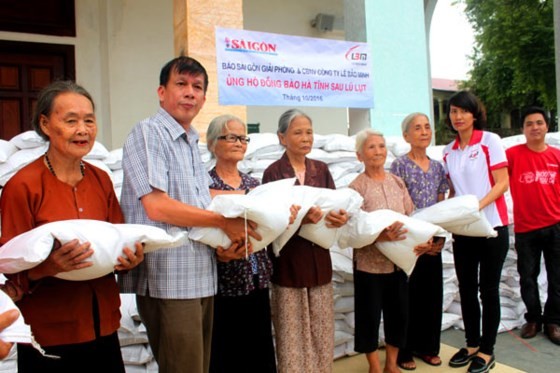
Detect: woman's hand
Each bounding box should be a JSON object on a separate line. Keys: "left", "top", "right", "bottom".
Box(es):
{"left": 28, "top": 239, "right": 94, "bottom": 280}
{"left": 289, "top": 204, "right": 301, "bottom": 225}
{"left": 115, "top": 242, "right": 144, "bottom": 271}
{"left": 414, "top": 236, "right": 445, "bottom": 256}
{"left": 216, "top": 241, "right": 253, "bottom": 263}
{"left": 302, "top": 206, "right": 323, "bottom": 225}
{"left": 413, "top": 238, "right": 434, "bottom": 256}
{"left": 429, "top": 236, "right": 445, "bottom": 254}
{"left": 325, "top": 209, "right": 349, "bottom": 228}
{"left": 376, "top": 221, "right": 407, "bottom": 242}
{"left": 0, "top": 281, "right": 23, "bottom": 302}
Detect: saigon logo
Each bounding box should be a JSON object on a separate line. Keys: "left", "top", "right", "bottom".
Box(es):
{"left": 345, "top": 45, "right": 368, "bottom": 64}
{"left": 224, "top": 37, "right": 278, "bottom": 55}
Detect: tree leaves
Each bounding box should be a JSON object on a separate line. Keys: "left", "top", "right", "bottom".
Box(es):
{"left": 461, "top": 0, "right": 555, "bottom": 127}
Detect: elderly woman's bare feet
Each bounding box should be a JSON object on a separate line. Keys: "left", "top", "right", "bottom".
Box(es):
{"left": 383, "top": 366, "right": 402, "bottom": 373}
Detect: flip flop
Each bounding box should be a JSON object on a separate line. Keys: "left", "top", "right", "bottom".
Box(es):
{"left": 397, "top": 360, "right": 417, "bottom": 371}
{"left": 414, "top": 353, "right": 442, "bottom": 366}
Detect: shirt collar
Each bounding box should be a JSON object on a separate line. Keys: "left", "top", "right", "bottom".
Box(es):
{"left": 156, "top": 107, "right": 200, "bottom": 143}
{"left": 451, "top": 129, "right": 483, "bottom": 150}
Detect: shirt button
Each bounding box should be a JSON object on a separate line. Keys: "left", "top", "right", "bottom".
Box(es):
{"left": 79, "top": 208, "right": 84, "bottom": 212}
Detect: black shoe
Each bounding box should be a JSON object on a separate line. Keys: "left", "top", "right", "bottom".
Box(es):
{"left": 520, "top": 322, "right": 541, "bottom": 339}
{"left": 545, "top": 323, "right": 560, "bottom": 345}
{"left": 467, "top": 355, "right": 495, "bottom": 373}
{"left": 449, "top": 348, "right": 478, "bottom": 368}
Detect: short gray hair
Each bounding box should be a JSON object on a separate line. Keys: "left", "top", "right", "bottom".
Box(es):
{"left": 355, "top": 128, "right": 385, "bottom": 153}
{"left": 206, "top": 114, "right": 246, "bottom": 155}
{"left": 401, "top": 112, "right": 429, "bottom": 134}
{"left": 32, "top": 80, "right": 95, "bottom": 141}
{"left": 277, "top": 109, "right": 312, "bottom": 135}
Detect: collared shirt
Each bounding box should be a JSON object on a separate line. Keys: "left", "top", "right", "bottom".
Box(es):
{"left": 349, "top": 172, "right": 414, "bottom": 274}
{"left": 119, "top": 107, "right": 216, "bottom": 299}
{"left": 262, "top": 152, "right": 335, "bottom": 288}
{"left": 208, "top": 168, "right": 273, "bottom": 297}
{"left": 507, "top": 144, "right": 560, "bottom": 233}
{"left": 390, "top": 155, "right": 449, "bottom": 209}
{"left": 443, "top": 130, "right": 509, "bottom": 228}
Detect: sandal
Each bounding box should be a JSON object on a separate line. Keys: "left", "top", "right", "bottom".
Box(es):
{"left": 414, "top": 353, "right": 442, "bottom": 366}
{"left": 397, "top": 360, "right": 417, "bottom": 371}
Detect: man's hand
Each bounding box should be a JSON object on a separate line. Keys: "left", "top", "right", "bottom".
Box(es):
{"left": 223, "top": 218, "right": 262, "bottom": 244}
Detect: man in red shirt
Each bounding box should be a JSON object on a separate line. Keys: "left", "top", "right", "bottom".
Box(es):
{"left": 506, "top": 107, "right": 560, "bottom": 346}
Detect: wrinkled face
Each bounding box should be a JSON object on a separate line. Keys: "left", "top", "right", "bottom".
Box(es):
{"left": 40, "top": 92, "right": 97, "bottom": 159}
{"left": 158, "top": 69, "right": 206, "bottom": 128}
{"left": 404, "top": 115, "right": 432, "bottom": 148}
{"left": 449, "top": 105, "right": 475, "bottom": 133}
{"left": 213, "top": 120, "right": 248, "bottom": 163}
{"left": 357, "top": 134, "right": 387, "bottom": 169}
{"left": 279, "top": 116, "right": 314, "bottom": 157}
{"left": 522, "top": 113, "right": 548, "bottom": 144}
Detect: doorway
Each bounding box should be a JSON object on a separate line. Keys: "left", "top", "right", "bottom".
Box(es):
{"left": 0, "top": 41, "right": 75, "bottom": 140}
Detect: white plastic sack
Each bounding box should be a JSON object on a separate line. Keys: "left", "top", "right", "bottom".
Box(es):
{"left": 330, "top": 251, "right": 354, "bottom": 281}
{"left": 188, "top": 178, "right": 295, "bottom": 252}
{"left": 0, "top": 220, "right": 187, "bottom": 281}
{"left": 0, "top": 145, "right": 48, "bottom": 186}
{"left": 375, "top": 210, "right": 447, "bottom": 275}
{"left": 84, "top": 141, "right": 110, "bottom": 160}
{"left": 0, "top": 140, "right": 18, "bottom": 163}
{"left": 412, "top": 195, "right": 481, "bottom": 227}
{"left": 244, "top": 133, "right": 283, "bottom": 159}
{"left": 308, "top": 149, "right": 357, "bottom": 164}
{"left": 413, "top": 195, "right": 497, "bottom": 238}
{"left": 298, "top": 187, "right": 364, "bottom": 249}
{"left": 9, "top": 131, "right": 45, "bottom": 149}
{"left": 445, "top": 216, "right": 497, "bottom": 238}
{"left": 121, "top": 344, "right": 153, "bottom": 365}
{"left": 103, "top": 148, "right": 123, "bottom": 170}
{"left": 342, "top": 209, "right": 446, "bottom": 276}
{"left": 0, "top": 291, "right": 51, "bottom": 357}
{"left": 321, "top": 134, "right": 356, "bottom": 152}
{"left": 338, "top": 209, "right": 390, "bottom": 249}
{"left": 269, "top": 186, "right": 363, "bottom": 255}
{"left": 0, "top": 291, "right": 32, "bottom": 344}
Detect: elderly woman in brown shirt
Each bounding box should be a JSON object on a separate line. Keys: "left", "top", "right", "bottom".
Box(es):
{"left": 349, "top": 128, "right": 431, "bottom": 373}
{"left": 262, "top": 109, "right": 348, "bottom": 373}
{"left": 0, "top": 81, "right": 143, "bottom": 372}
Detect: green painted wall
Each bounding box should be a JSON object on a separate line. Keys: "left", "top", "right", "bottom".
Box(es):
{"left": 364, "top": 0, "right": 432, "bottom": 136}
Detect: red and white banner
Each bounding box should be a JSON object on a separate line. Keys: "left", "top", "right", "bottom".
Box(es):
{"left": 215, "top": 27, "right": 374, "bottom": 108}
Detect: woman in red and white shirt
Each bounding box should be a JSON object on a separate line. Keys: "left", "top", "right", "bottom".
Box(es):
{"left": 442, "top": 91, "right": 509, "bottom": 373}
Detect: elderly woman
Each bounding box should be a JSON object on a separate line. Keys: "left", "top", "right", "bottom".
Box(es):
{"left": 205, "top": 114, "right": 277, "bottom": 373}
{"left": 390, "top": 113, "right": 448, "bottom": 370}
{"left": 0, "top": 81, "right": 143, "bottom": 372}
{"left": 262, "top": 109, "right": 348, "bottom": 373}
{"left": 350, "top": 128, "right": 431, "bottom": 373}
{"left": 443, "top": 91, "right": 509, "bottom": 373}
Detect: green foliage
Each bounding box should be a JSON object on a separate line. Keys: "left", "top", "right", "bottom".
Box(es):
{"left": 460, "top": 0, "right": 556, "bottom": 128}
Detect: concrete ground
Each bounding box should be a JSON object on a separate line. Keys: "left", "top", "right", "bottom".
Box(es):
{"left": 333, "top": 327, "right": 559, "bottom": 373}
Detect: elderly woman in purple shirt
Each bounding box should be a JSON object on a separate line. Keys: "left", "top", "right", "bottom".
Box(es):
{"left": 390, "top": 112, "right": 449, "bottom": 370}
{"left": 206, "top": 114, "right": 277, "bottom": 373}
